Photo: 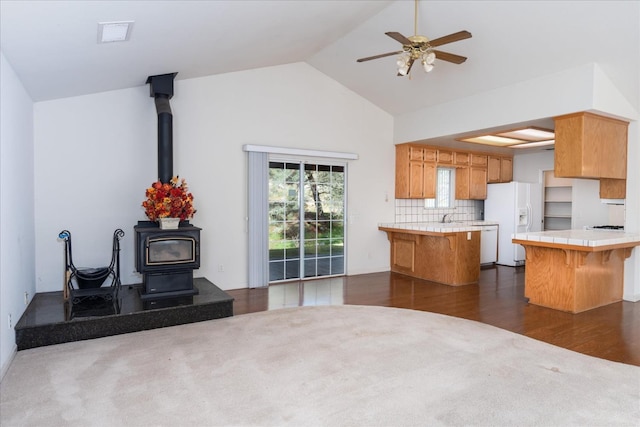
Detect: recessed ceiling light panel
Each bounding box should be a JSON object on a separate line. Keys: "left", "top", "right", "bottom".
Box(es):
{"left": 457, "top": 127, "right": 555, "bottom": 148}
{"left": 498, "top": 128, "right": 555, "bottom": 141}
{"left": 511, "top": 140, "right": 555, "bottom": 149}
{"left": 98, "top": 21, "right": 134, "bottom": 43}
{"left": 459, "top": 135, "right": 524, "bottom": 146}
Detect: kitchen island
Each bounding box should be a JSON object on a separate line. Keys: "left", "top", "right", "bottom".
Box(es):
{"left": 513, "top": 229, "right": 640, "bottom": 313}
{"left": 378, "top": 222, "right": 497, "bottom": 286}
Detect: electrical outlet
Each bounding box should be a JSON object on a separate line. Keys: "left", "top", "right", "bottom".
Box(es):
{"left": 8, "top": 314, "right": 12, "bottom": 329}
{"left": 218, "top": 264, "right": 224, "bottom": 272}
{"left": 24, "top": 292, "right": 29, "bottom": 305}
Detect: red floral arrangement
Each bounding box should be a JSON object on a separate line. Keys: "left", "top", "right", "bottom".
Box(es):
{"left": 142, "top": 176, "right": 196, "bottom": 221}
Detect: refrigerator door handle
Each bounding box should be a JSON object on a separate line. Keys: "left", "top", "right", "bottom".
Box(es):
{"left": 526, "top": 203, "right": 533, "bottom": 231}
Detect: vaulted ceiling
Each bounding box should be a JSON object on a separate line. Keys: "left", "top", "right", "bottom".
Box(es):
{"left": 1, "top": 0, "right": 638, "bottom": 120}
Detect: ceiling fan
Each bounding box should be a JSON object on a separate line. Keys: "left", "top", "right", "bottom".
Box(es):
{"left": 356, "top": 0, "right": 471, "bottom": 77}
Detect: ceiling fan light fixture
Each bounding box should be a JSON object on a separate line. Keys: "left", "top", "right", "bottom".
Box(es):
{"left": 425, "top": 50, "right": 436, "bottom": 64}
{"left": 422, "top": 60, "right": 434, "bottom": 73}
{"left": 396, "top": 52, "right": 411, "bottom": 75}
{"left": 396, "top": 53, "right": 409, "bottom": 68}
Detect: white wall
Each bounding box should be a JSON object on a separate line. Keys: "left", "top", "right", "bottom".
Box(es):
{"left": 512, "top": 151, "right": 553, "bottom": 184}
{"left": 0, "top": 53, "right": 35, "bottom": 379}
{"left": 571, "top": 179, "right": 610, "bottom": 230}
{"left": 33, "top": 62, "right": 395, "bottom": 293}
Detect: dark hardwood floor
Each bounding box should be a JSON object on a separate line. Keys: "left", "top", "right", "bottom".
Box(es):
{"left": 227, "top": 265, "right": 640, "bottom": 366}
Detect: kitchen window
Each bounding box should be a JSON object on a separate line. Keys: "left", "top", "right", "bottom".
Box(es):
{"left": 425, "top": 167, "right": 455, "bottom": 208}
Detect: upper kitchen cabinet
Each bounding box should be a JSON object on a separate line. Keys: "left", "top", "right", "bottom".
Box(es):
{"left": 600, "top": 178, "right": 626, "bottom": 199}
{"left": 437, "top": 149, "right": 454, "bottom": 165}
{"left": 456, "top": 166, "right": 487, "bottom": 200}
{"left": 487, "top": 155, "right": 513, "bottom": 183}
{"left": 396, "top": 144, "right": 507, "bottom": 200}
{"left": 454, "top": 152, "right": 469, "bottom": 166}
{"left": 554, "top": 112, "right": 628, "bottom": 179}
{"left": 458, "top": 153, "right": 488, "bottom": 200}
{"left": 395, "top": 144, "right": 436, "bottom": 198}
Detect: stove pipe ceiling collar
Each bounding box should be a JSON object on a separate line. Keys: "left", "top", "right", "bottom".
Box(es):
{"left": 146, "top": 72, "right": 178, "bottom": 184}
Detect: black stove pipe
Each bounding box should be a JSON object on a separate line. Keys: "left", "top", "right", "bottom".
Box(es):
{"left": 146, "top": 73, "right": 178, "bottom": 184}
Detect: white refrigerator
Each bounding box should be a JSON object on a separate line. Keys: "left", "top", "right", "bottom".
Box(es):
{"left": 484, "top": 182, "right": 543, "bottom": 266}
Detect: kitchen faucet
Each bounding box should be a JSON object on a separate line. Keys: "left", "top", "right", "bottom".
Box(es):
{"left": 441, "top": 213, "right": 453, "bottom": 223}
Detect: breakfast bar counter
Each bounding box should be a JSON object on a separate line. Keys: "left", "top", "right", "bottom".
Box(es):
{"left": 512, "top": 229, "right": 640, "bottom": 313}
{"left": 378, "top": 222, "right": 495, "bottom": 286}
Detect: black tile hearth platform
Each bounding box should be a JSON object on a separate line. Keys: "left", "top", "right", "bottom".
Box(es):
{"left": 15, "top": 278, "right": 234, "bottom": 350}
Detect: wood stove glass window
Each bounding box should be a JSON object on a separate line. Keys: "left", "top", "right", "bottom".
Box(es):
{"left": 146, "top": 237, "right": 196, "bottom": 265}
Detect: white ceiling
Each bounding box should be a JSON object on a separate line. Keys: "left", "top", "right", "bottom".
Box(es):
{"left": 1, "top": 1, "right": 638, "bottom": 124}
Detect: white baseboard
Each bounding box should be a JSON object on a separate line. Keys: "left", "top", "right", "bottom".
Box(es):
{"left": 623, "top": 293, "right": 640, "bottom": 303}
{"left": 0, "top": 344, "right": 17, "bottom": 384}
{"left": 345, "top": 266, "right": 390, "bottom": 276}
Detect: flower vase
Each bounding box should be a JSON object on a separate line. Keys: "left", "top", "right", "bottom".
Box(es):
{"left": 159, "top": 217, "right": 180, "bottom": 230}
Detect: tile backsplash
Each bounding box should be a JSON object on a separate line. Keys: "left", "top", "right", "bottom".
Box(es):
{"left": 394, "top": 199, "right": 484, "bottom": 223}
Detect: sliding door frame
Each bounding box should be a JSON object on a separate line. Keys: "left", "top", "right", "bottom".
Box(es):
{"left": 268, "top": 155, "right": 348, "bottom": 283}
{"left": 244, "top": 144, "right": 357, "bottom": 288}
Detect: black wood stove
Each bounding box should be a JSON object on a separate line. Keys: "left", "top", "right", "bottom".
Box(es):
{"left": 137, "top": 73, "right": 202, "bottom": 300}
{"left": 134, "top": 221, "right": 200, "bottom": 300}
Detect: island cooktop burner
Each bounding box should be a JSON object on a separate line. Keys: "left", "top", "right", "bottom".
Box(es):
{"left": 587, "top": 225, "right": 625, "bottom": 231}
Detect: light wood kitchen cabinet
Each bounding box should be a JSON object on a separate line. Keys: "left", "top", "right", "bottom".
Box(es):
{"left": 554, "top": 112, "right": 628, "bottom": 179}
{"left": 396, "top": 144, "right": 503, "bottom": 199}
{"left": 454, "top": 152, "right": 469, "bottom": 166}
{"left": 487, "top": 156, "right": 501, "bottom": 183}
{"left": 500, "top": 157, "right": 513, "bottom": 182}
{"left": 470, "top": 154, "right": 488, "bottom": 167}
{"left": 488, "top": 155, "right": 513, "bottom": 183}
{"left": 423, "top": 147, "right": 437, "bottom": 162}
{"left": 378, "top": 226, "right": 481, "bottom": 286}
{"left": 600, "top": 178, "right": 626, "bottom": 199}
{"left": 422, "top": 163, "right": 437, "bottom": 198}
{"left": 456, "top": 166, "right": 487, "bottom": 200}
{"left": 437, "top": 149, "right": 454, "bottom": 165}
{"left": 396, "top": 144, "right": 436, "bottom": 198}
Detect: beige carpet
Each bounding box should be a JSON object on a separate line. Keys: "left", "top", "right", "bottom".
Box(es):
{"left": 1, "top": 305, "right": 639, "bottom": 426}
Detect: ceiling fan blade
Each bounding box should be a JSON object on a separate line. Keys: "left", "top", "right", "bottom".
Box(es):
{"left": 429, "top": 30, "right": 472, "bottom": 47}
{"left": 433, "top": 50, "right": 467, "bottom": 64}
{"left": 357, "top": 50, "right": 403, "bottom": 63}
{"left": 385, "top": 31, "right": 413, "bottom": 45}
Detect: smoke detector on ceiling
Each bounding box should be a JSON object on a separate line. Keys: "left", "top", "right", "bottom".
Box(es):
{"left": 97, "top": 21, "right": 134, "bottom": 43}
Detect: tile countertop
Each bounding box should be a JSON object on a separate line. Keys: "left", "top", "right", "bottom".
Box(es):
{"left": 378, "top": 220, "right": 499, "bottom": 233}
{"left": 513, "top": 229, "right": 640, "bottom": 249}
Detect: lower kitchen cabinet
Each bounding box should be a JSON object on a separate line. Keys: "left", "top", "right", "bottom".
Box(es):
{"left": 378, "top": 227, "right": 481, "bottom": 286}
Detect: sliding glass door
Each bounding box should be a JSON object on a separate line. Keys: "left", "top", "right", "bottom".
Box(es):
{"left": 268, "top": 160, "right": 345, "bottom": 282}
